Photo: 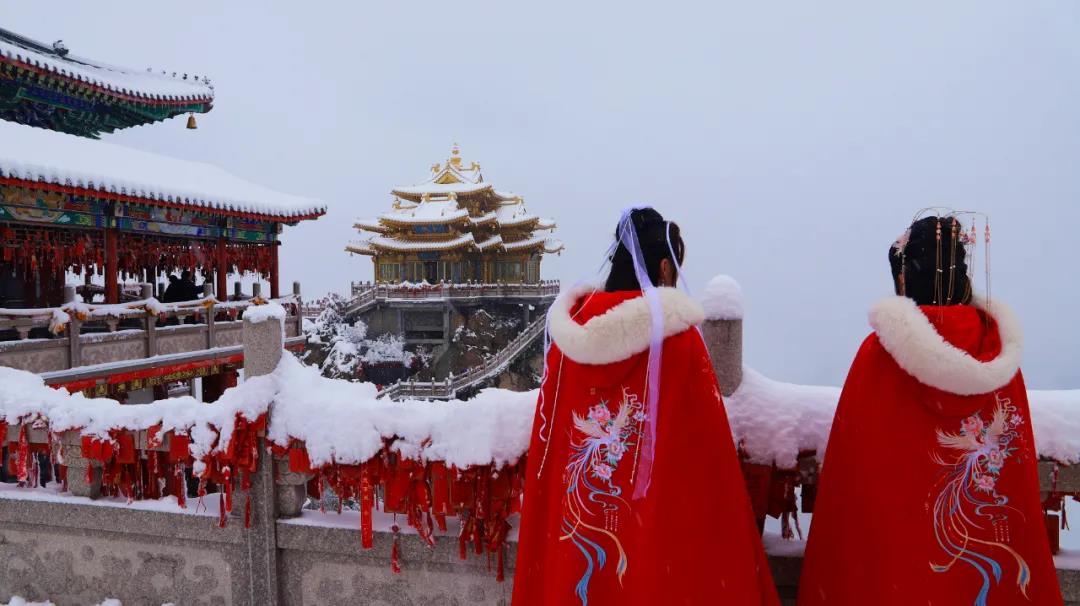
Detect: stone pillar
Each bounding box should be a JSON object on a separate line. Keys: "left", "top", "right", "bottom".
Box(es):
{"left": 241, "top": 312, "right": 285, "bottom": 605}
{"left": 252, "top": 282, "right": 263, "bottom": 301}
{"left": 243, "top": 313, "right": 283, "bottom": 378}
{"left": 701, "top": 318, "right": 743, "bottom": 397}
{"left": 59, "top": 431, "right": 101, "bottom": 499}
{"left": 139, "top": 283, "right": 153, "bottom": 300}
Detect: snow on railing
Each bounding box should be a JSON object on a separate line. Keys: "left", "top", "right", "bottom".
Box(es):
{"left": 0, "top": 355, "right": 531, "bottom": 577}
{"left": 0, "top": 295, "right": 301, "bottom": 339}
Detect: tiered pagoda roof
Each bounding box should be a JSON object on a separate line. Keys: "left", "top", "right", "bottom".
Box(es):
{"left": 347, "top": 146, "right": 563, "bottom": 257}
{"left": 0, "top": 27, "right": 213, "bottom": 138}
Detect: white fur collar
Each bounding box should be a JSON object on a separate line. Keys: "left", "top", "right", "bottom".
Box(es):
{"left": 868, "top": 296, "right": 1023, "bottom": 396}
{"left": 548, "top": 285, "right": 705, "bottom": 365}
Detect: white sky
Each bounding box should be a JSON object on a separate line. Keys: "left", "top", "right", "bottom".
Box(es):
{"left": 5, "top": 1, "right": 1079, "bottom": 388}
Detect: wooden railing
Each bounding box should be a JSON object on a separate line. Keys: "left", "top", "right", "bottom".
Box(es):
{"left": 377, "top": 313, "right": 547, "bottom": 400}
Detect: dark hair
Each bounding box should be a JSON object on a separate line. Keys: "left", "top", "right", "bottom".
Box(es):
{"left": 604, "top": 208, "right": 686, "bottom": 291}
{"left": 889, "top": 215, "right": 972, "bottom": 306}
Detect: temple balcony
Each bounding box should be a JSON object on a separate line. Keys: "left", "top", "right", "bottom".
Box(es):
{"left": 0, "top": 282, "right": 304, "bottom": 392}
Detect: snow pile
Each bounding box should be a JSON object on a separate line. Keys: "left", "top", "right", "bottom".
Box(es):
{"left": 0, "top": 121, "right": 325, "bottom": 219}
{"left": 701, "top": 275, "right": 744, "bottom": 320}
{"left": 1029, "top": 390, "right": 1080, "bottom": 465}
{"left": 243, "top": 302, "right": 286, "bottom": 325}
{"left": 0, "top": 366, "right": 274, "bottom": 476}
{"left": 725, "top": 367, "right": 840, "bottom": 468}
{"left": 3, "top": 598, "right": 54, "bottom": 606}
{"left": 724, "top": 366, "right": 1080, "bottom": 468}
{"left": 267, "top": 355, "right": 535, "bottom": 469}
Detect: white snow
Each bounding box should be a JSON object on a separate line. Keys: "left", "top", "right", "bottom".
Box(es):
{"left": 393, "top": 182, "right": 493, "bottom": 196}
{"left": 725, "top": 367, "right": 840, "bottom": 468}
{"left": 266, "top": 355, "right": 535, "bottom": 469}
{"left": 0, "top": 121, "right": 325, "bottom": 219}
{"left": 243, "top": 302, "right": 286, "bottom": 324}
{"left": 378, "top": 200, "right": 469, "bottom": 224}
{"left": 366, "top": 232, "right": 476, "bottom": 252}
{"left": 282, "top": 506, "right": 521, "bottom": 542}
{"left": 701, "top": 275, "right": 745, "bottom": 320}
{"left": 1028, "top": 390, "right": 1080, "bottom": 465}
{"left": 0, "top": 365, "right": 274, "bottom": 476}
{"left": 0, "top": 33, "right": 213, "bottom": 101}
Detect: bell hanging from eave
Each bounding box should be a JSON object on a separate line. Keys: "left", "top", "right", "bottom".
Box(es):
{"left": 186, "top": 113, "right": 198, "bottom": 130}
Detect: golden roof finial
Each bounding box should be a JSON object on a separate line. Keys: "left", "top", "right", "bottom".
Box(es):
{"left": 449, "top": 142, "right": 462, "bottom": 167}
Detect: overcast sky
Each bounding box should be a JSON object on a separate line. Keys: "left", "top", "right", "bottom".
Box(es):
{"left": 6, "top": 1, "right": 1079, "bottom": 389}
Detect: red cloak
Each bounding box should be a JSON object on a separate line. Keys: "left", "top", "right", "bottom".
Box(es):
{"left": 798, "top": 297, "right": 1063, "bottom": 606}
{"left": 512, "top": 287, "right": 779, "bottom": 606}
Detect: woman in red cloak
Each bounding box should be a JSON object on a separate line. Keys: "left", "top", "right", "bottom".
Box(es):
{"left": 798, "top": 214, "right": 1063, "bottom": 606}
{"left": 512, "top": 208, "right": 779, "bottom": 606}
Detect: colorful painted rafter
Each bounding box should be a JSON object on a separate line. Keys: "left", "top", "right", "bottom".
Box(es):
{"left": 0, "top": 27, "right": 213, "bottom": 138}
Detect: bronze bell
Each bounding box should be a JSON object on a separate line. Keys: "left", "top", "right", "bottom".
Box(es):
{"left": 186, "top": 114, "right": 197, "bottom": 130}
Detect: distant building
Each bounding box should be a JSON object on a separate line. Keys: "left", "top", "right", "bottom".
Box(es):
{"left": 347, "top": 145, "right": 562, "bottom": 284}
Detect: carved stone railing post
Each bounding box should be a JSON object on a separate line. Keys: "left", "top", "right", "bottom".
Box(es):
{"left": 241, "top": 309, "right": 285, "bottom": 605}
{"left": 59, "top": 430, "right": 101, "bottom": 499}
{"left": 700, "top": 276, "right": 745, "bottom": 397}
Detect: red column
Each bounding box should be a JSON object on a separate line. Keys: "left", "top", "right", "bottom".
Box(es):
{"left": 216, "top": 237, "right": 227, "bottom": 300}
{"left": 270, "top": 241, "right": 280, "bottom": 299}
{"left": 104, "top": 227, "right": 119, "bottom": 304}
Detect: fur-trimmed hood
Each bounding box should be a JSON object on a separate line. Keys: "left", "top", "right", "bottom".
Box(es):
{"left": 547, "top": 285, "right": 705, "bottom": 365}
{"left": 868, "top": 296, "right": 1023, "bottom": 396}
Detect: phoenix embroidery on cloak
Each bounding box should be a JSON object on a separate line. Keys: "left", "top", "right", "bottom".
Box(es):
{"left": 929, "top": 393, "right": 1031, "bottom": 606}
{"left": 561, "top": 386, "right": 645, "bottom": 605}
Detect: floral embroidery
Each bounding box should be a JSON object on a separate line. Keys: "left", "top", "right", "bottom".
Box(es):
{"left": 562, "top": 387, "right": 644, "bottom": 606}
{"left": 929, "top": 393, "right": 1031, "bottom": 606}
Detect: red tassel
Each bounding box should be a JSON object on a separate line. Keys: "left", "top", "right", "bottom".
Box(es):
{"left": 458, "top": 513, "right": 469, "bottom": 560}
{"left": 390, "top": 524, "right": 402, "bottom": 574}
{"left": 496, "top": 544, "right": 505, "bottom": 582}
{"left": 219, "top": 498, "right": 226, "bottom": 528}
{"left": 16, "top": 425, "right": 29, "bottom": 484}
{"left": 360, "top": 471, "right": 374, "bottom": 549}
{"left": 175, "top": 464, "right": 187, "bottom": 509}
{"left": 223, "top": 465, "right": 233, "bottom": 513}
{"left": 85, "top": 464, "right": 94, "bottom": 485}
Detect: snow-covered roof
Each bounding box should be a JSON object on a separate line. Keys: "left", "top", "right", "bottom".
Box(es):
{"left": 354, "top": 219, "right": 387, "bottom": 233}
{"left": 0, "top": 121, "right": 325, "bottom": 220}
{"left": 535, "top": 218, "right": 557, "bottom": 230}
{"left": 392, "top": 182, "right": 493, "bottom": 197}
{"left": 0, "top": 28, "right": 213, "bottom": 103}
{"left": 503, "top": 235, "right": 564, "bottom": 253}
{"left": 476, "top": 235, "right": 504, "bottom": 250}
{"left": 469, "top": 211, "right": 498, "bottom": 226}
{"left": 496, "top": 203, "right": 540, "bottom": 227}
{"left": 378, "top": 200, "right": 470, "bottom": 225}
{"left": 367, "top": 233, "right": 476, "bottom": 252}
